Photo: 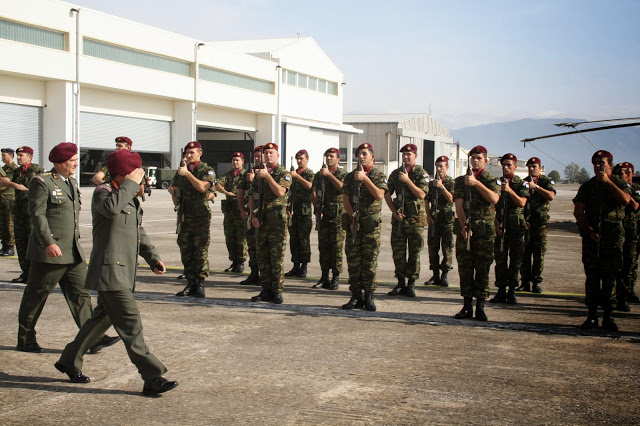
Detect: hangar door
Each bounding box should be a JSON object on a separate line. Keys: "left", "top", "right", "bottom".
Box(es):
{"left": 0, "top": 102, "right": 42, "bottom": 164}
{"left": 197, "top": 127, "right": 256, "bottom": 176}
{"left": 80, "top": 112, "right": 171, "bottom": 152}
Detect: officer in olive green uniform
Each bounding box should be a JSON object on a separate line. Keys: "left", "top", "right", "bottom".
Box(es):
{"left": 341, "top": 143, "right": 388, "bottom": 312}
{"left": 171, "top": 141, "right": 216, "bottom": 298}
{"left": 56, "top": 150, "right": 178, "bottom": 396}
{"left": 216, "top": 151, "right": 247, "bottom": 273}
{"left": 425, "top": 156, "right": 455, "bottom": 287}
{"left": 453, "top": 145, "right": 500, "bottom": 321}
{"left": 613, "top": 162, "right": 640, "bottom": 312}
{"left": 11, "top": 146, "right": 45, "bottom": 283}
{"left": 518, "top": 157, "right": 556, "bottom": 294}
{"left": 249, "top": 142, "right": 291, "bottom": 304}
{"left": 574, "top": 150, "right": 631, "bottom": 331}
{"left": 285, "top": 149, "right": 315, "bottom": 278}
{"left": 311, "top": 147, "right": 346, "bottom": 289}
{"left": 490, "top": 153, "right": 528, "bottom": 305}
{"left": 238, "top": 146, "right": 263, "bottom": 285}
{"left": 0, "top": 148, "right": 18, "bottom": 256}
{"left": 385, "top": 144, "right": 428, "bottom": 298}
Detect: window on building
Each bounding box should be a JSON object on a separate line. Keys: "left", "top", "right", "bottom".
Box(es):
{"left": 287, "top": 71, "right": 296, "bottom": 86}
{"left": 308, "top": 76, "right": 317, "bottom": 91}
{"left": 318, "top": 79, "right": 326, "bottom": 93}
{"left": 327, "top": 81, "right": 337, "bottom": 95}
{"left": 199, "top": 66, "right": 273, "bottom": 94}
{"left": 0, "top": 18, "right": 65, "bottom": 50}
{"left": 297, "top": 74, "right": 307, "bottom": 89}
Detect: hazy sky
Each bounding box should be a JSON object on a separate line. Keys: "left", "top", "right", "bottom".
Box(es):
{"left": 68, "top": 0, "right": 639, "bottom": 130}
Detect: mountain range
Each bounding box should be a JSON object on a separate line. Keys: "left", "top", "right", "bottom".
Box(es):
{"left": 450, "top": 118, "right": 640, "bottom": 176}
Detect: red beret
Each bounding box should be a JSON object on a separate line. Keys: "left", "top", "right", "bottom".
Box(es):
{"left": 295, "top": 149, "right": 308, "bottom": 157}
{"left": 49, "top": 142, "right": 77, "bottom": 163}
{"left": 264, "top": 142, "right": 278, "bottom": 151}
{"left": 356, "top": 143, "right": 374, "bottom": 154}
{"left": 400, "top": 144, "right": 418, "bottom": 154}
{"left": 230, "top": 152, "right": 244, "bottom": 160}
{"left": 185, "top": 141, "right": 202, "bottom": 151}
{"left": 435, "top": 156, "right": 449, "bottom": 164}
{"left": 106, "top": 150, "right": 142, "bottom": 177}
{"left": 500, "top": 153, "right": 517, "bottom": 164}
{"left": 469, "top": 145, "right": 487, "bottom": 155}
{"left": 526, "top": 157, "right": 541, "bottom": 166}
{"left": 16, "top": 146, "right": 34, "bottom": 156}
{"left": 592, "top": 150, "right": 613, "bottom": 163}
{"left": 253, "top": 145, "right": 264, "bottom": 154}
{"left": 324, "top": 147, "right": 340, "bottom": 156}
{"left": 614, "top": 162, "right": 634, "bottom": 173}
{"left": 115, "top": 136, "right": 132, "bottom": 147}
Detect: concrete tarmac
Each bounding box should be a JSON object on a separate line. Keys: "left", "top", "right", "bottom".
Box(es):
{"left": 1, "top": 183, "right": 639, "bottom": 424}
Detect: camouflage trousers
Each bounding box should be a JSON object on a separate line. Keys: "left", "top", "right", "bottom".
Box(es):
{"left": 317, "top": 217, "right": 345, "bottom": 274}
{"left": 493, "top": 227, "right": 525, "bottom": 287}
{"left": 177, "top": 216, "right": 210, "bottom": 279}
{"left": 256, "top": 209, "right": 287, "bottom": 293}
{"left": 616, "top": 224, "right": 638, "bottom": 299}
{"left": 288, "top": 211, "right": 312, "bottom": 264}
{"left": 521, "top": 223, "right": 549, "bottom": 285}
{"left": 455, "top": 227, "right": 494, "bottom": 299}
{"left": 427, "top": 221, "right": 454, "bottom": 272}
{"left": 13, "top": 208, "right": 31, "bottom": 274}
{"left": 344, "top": 215, "right": 381, "bottom": 292}
{"left": 223, "top": 214, "right": 247, "bottom": 263}
{"left": 390, "top": 219, "right": 424, "bottom": 280}
{"left": 246, "top": 224, "right": 258, "bottom": 271}
{"left": 581, "top": 230, "right": 623, "bottom": 311}
{"left": 0, "top": 195, "right": 14, "bottom": 246}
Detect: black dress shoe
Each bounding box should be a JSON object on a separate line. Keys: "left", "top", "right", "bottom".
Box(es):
{"left": 54, "top": 362, "right": 91, "bottom": 383}
{"left": 16, "top": 342, "right": 44, "bottom": 353}
{"left": 12, "top": 274, "right": 27, "bottom": 283}
{"left": 143, "top": 376, "right": 179, "bottom": 396}
{"left": 89, "top": 335, "right": 121, "bottom": 354}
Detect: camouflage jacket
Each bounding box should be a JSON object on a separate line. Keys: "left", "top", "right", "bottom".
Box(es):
{"left": 573, "top": 175, "right": 631, "bottom": 226}
{"left": 311, "top": 166, "right": 347, "bottom": 219}
{"left": 1, "top": 162, "right": 18, "bottom": 200}
{"left": 289, "top": 167, "right": 315, "bottom": 214}
{"left": 623, "top": 182, "right": 640, "bottom": 228}
{"left": 454, "top": 169, "right": 500, "bottom": 223}
{"left": 12, "top": 163, "right": 45, "bottom": 213}
{"left": 387, "top": 164, "right": 429, "bottom": 225}
{"left": 496, "top": 175, "right": 529, "bottom": 228}
{"left": 251, "top": 164, "right": 291, "bottom": 213}
{"left": 218, "top": 168, "right": 245, "bottom": 217}
{"left": 172, "top": 161, "right": 216, "bottom": 218}
{"left": 427, "top": 175, "right": 455, "bottom": 223}
{"left": 523, "top": 174, "right": 556, "bottom": 225}
{"left": 342, "top": 166, "right": 388, "bottom": 217}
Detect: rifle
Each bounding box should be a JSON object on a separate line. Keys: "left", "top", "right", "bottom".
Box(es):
{"left": 315, "top": 163, "right": 326, "bottom": 231}
{"left": 431, "top": 170, "right": 440, "bottom": 217}
{"left": 596, "top": 157, "right": 604, "bottom": 260}
{"left": 351, "top": 162, "right": 362, "bottom": 244}
{"left": 498, "top": 176, "right": 507, "bottom": 252}
{"left": 464, "top": 155, "right": 472, "bottom": 251}
{"left": 524, "top": 168, "right": 532, "bottom": 244}
{"left": 287, "top": 156, "right": 294, "bottom": 227}
{"left": 245, "top": 152, "right": 253, "bottom": 231}
{"left": 175, "top": 149, "right": 185, "bottom": 234}
{"left": 396, "top": 161, "right": 405, "bottom": 237}
{"left": 252, "top": 148, "right": 265, "bottom": 239}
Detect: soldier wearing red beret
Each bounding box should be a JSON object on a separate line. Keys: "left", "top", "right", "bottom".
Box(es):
{"left": 0, "top": 147, "right": 18, "bottom": 256}
{"left": 90, "top": 136, "right": 133, "bottom": 186}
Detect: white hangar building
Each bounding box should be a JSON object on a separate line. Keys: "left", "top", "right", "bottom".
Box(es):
{"left": 0, "top": 0, "right": 361, "bottom": 181}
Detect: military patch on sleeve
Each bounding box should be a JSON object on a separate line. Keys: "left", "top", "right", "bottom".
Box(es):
{"left": 384, "top": 179, "right": 388, "bottom": 183}
{"left": 97, "top": 183, "right": 112, "bottom": 193}
{"left": 208, "top": 171, "right": 214, "bottom": 175}
{"left": 523, "top": 181, "right": 530, "bottom": 188}
{"left": 285, "top": 176, "right": 291, "bottom": 181}
{"left": 497, "top": 179, "right": 502, "bottom": 185}
{"left": 34, "top": 175, "right": 45, "bottom": 182}
{"left": 550, "top": 180, "right": 555, "bottom": 185}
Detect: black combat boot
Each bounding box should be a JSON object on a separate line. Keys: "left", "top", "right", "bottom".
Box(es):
{"left": 342, "top": 290, "right": 364, "bottom": 309}
{"left": 224, "top": 261, "right": 237, "bottom": 272}
{"left": 454, "top": 297, "right": 473, "bottom": 319}
{"left": 516, "top": 281, "right": 531, "bottom": 292}
{"left": 297, "top": 263, "right": 307, "bottom": 278}
{"left": 241, "top": 269, "right": 260, "bottom": 285}
{"left": 0, "top": 245, "right": 7, "bottom": 256}
{"left": 601, "top": 312, "right": 619, "bottom": 332}
{"left": 405, "top": 279, "right": 416, "bottom": 298}
{"left": 506, "top": 285, "right": 517, "bottom": 304}
{"left": 176, "top": 279, "right": 195, "bottom": 296}
{"left": 3, "top": 245, "right": 14, "bottom": 256}
{"left": 438, "top": 270, "right": 449, "bottom": 287}
{"left": 329, "top": 271, "right": 340, "bottom": 290}
{"left": 475, "top": 298, "right": 488, "bottom": 321}
{"left": 312, "top": 270, "right": 329, "bottom": 288}
{"left": 628, "top": 290, "right": 640, "bottom": 304}
{"left": 364, "top": 291, "right": 376, "bottom": 311}
{"left": 424, "top": 269, "right": 440, "bottom": 285}
{"left": 251, "top": 288, "right": 273, "bottom": 302}
{"left": 388, "top": 278, "right": 406, "bottom": 296}
{"left": 489, "top": 286, "right": 507, "bottom": 303}
{"left": 531, "top": 283, "right": 542, "bottom": 293}
{"left": 616, "top": 297, "right": 630, "bottom": 312}
{"left": 271, "top": 292, "right": 283, "bottom": 304}
{"left": 580, "top": 306, "right": 599, "bottom": 329}
{"left": 284, "top": 263, "right": 300, "bottom": 277}
{"left": 233, "top": 262, "right": 245, "bottom": 273}
{"left": 193, "top": 278, "right": 205, "bottom": 298}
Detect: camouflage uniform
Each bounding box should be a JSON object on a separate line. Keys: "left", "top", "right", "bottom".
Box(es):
{"left": 521, "top": 175, "right": 556, "bottom": 287}
{"left": 493, "top": 175, "right": 529, "bottom": 289}
{"left": 0, "top": 162, "right": 18, "bottom": 248}
{"left": 172, "top": 162, "right": 216, "bottom": 280}
{"left": 251, "top": 165, "right": 291, "bottom": 293}
{"left": 454, "top": 170, "right": 500, "bottom": 299}
{"left": 387, "top": 165, "right": 429, "bottom": 280}
{"left": 288, "top": 168, "right": 315, "bottom": 264}
{"left": 616, "top": 182, "right": 640, "bottom": 304}
{"left": 12, "top": 163, "right": 45, "bottom": 277}
{"left": 573, "top": 176, "right": 630, "bottom": 313}
{"left": 240, "top": 169, "right": 259, "bottom": 274}
{"left": 218, "top": 168, "right": 247, "bottom": 265}
{"left": 311, "top": 167, "right": 347, "bottom": 274}
{"left": 342, "top": 167, "right": 388, "bottom": 293}
{"left": 427, "top": 176, "right": 455, "bottom": 274}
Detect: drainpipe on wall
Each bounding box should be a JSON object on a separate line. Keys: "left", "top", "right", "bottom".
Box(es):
{"left": 70, "top": 8, "right": 80, "bottom": 180}
{"left": 276, "top": 65, "right": 282, "bottom": 152}
{"left": 193, "top": 42, "right": 204, "bottom": 141}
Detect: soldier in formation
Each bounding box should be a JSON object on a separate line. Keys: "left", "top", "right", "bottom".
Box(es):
{"left": 518, "top": 157, "right": 556, "bottom": 294}
{"left": 90, "top": 136, "right": 132, "bottom": 185}
{"left": 341, "top": 143, "right": 388, "bottom": 312}
{"left": 248, "top": 143, "right": 291, "bottom": 304}
{"left": 453, "top": 145, "right": 500, "bottom": 321}
{"left": 238, "top": 146, "right": 263, "bottom": 285}
{"left": 424, "top": 156, "right": 455, "bottom": 287}
{"left": 171, "top": 141, "right": 216, "bottom": 298}
{"left": 285, "top": 149, "right": 315, "bottom": 278}
{"left": 311, "top": 147, "right": 346, "bottom": 290}
{"left": 490, "top": 153, "right": 528, "bottom": 305}
{"left": 0, "top": 148, "right": 18, "bottom": 256}
{"left": 573, "top": 150, "right": 630, "bottom": 331}
{"left": 385, "top": 144, "right": 428, "bottom": 298}
{"left": 216, "top": 152, "right": 247, "bottom": 273}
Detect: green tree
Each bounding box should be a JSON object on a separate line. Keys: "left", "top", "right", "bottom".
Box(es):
{"left": 564, "top": 162, "right": 580, "bottom": 183}
{"left": 548, "top": 170, "right": 561, "bottom": 182}
{"left": 576, "top": 167, "right": 590, "bottom": 184}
